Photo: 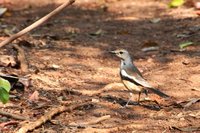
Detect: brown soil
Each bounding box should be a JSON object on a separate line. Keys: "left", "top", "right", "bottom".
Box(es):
{"left": 0, "top": 0, "right": 200, "bottom": 132}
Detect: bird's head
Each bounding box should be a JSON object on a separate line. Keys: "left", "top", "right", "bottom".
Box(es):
{"left": 109, "top": 49, "right": 131, "bottom": 60}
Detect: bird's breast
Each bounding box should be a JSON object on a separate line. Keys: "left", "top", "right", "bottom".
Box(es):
{"left": 122, "top": 79, "right": 142, "bottom": 92}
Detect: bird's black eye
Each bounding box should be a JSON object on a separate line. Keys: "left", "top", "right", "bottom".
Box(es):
{"left": 119, "top": 51, "right": 123, "bottom": 54}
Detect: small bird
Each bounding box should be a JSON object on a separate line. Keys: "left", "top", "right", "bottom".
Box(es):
{"left": 110, "top": 49, "right": 169, "bottom": 105}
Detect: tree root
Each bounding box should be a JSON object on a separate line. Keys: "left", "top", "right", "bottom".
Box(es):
{"left": 16, "top": 100, "right": 93, "bottom": 133}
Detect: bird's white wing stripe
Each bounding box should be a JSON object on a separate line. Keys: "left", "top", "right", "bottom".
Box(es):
{"left": 121, "top": 69, "right": 152, "bottom": 88}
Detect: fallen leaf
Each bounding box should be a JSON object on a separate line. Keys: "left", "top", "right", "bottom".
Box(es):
{"left": 0, "top": 8, "right": 7, "bottom": 17}
{"left": 29, "top": 91, "right": 39, "bottom": 102}
{"left": 150, "top": 18, "right": 161, "bottom": 23}
{"left": 90, "top": 29, "right": 104, "bottom": 36}
{"left": 142, "top": 47, "right": 159, "bottom": 52}
{"left": 179, "top": 41, "right": 194, "bottom": 49}
{"left": 176, "top": 33, "right": 190, "bottom": 38}
{"left": 0, "top": 55, "right": 16, "bottom": 67}
{"left": 142, "top": 41, "right": 159, "bottom": 52}
{"left": 169, "top": 0, "right": 185, "bottom": 8}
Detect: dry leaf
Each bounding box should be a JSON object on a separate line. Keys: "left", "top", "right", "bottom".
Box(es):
{"left": 142, "top": 41, "right": 159, "bottom": 52}
{"left": 29, "top": 91, "right": 39, "bottom": 102}
{"left": 90, "top": 29, "right": 104, "bottom": 36}
{"left": 150, "top": 18, "right": 161, "bottom": 23}
{"left": 0, "top": 8, "right": 7, "bottom": 17}
{"left": 0, "top": 55, "right": 16, "bottom": 67}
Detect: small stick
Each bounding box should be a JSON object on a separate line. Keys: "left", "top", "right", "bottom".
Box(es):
{"left": 16, "top": 101, "right": 93, "bottom": 133}
{"left": 0, "top": 0, "right": 75, "bottom": 48}
{"left": 0, "top": 110, "right": 28, "bottom": 120}
{"left": 13, "top": 44, "right": 28, "bottom": 73}
{"left": 0, "top": 121, "right": 19, "bottom": 128}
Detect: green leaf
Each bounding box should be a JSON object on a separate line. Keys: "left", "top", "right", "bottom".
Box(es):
{"left": 0, "top": 77, "right": 11, "bottom": 92}
{"left": 179, "top": 42, "right": 194, "bottom": 49}
{"left": 169, "top": 0, "right": 185, "bottom": 8}
{"left": 0, "top": 87, "right": 9, "bottom": 104}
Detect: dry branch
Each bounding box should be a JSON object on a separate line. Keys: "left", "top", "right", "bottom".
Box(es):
{"left": 16, "top": 101, "right": 93, "bottom": 133}
{"left": 0, "top": 110, "right": 28, "bottom": 120}
{"left": 13, "top": 44, "right": 28, "bottom": 73}
{"left": 0, "top": 0, "right": 75, "bottom": 48}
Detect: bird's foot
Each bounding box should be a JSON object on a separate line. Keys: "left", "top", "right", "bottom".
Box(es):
{"left": 120, "top": 105, "right": 128, "bottom": 108}
{"left": 122, "top": 102, "right": 140, "bottom": 108}
{"left": 144, "top": 97, "right": 152, "bottom": 101}
{"left": 120, "top": 102, "right": 130, "bottom": 108}
{"left": 138, "top": 97, "right": 152, "bottom": 103}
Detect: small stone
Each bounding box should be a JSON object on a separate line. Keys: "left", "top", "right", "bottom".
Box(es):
{"left": 182, "top": 59, "right": 190, "bottom": 65}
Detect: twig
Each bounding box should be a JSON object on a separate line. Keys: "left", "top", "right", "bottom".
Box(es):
{"left": 69, "top": 115, "right": 111, "bottom": 127}
{"left": 13, "top": 44, "right": 28, "bottom": 73}
{"left": 184, "top": 98, "right": 200, "bottom": 108}
{"left": 171, "top": 126, "right": 200, "bottom": 132}
{"left": 0, "top": 0, "right": 75, "bottom": 48}
{"left": 16, "top": 101, "right": 93, "bottom": 133}
{"left": 0, "top": 110, "right": 28, "bottom": 120}
{"left": 0, "top": 121, "right": 19, "bottom": 128}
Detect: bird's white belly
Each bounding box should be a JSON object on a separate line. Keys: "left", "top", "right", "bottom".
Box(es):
{"left": 122, "top": 80, "right": 142, "bottom": 92}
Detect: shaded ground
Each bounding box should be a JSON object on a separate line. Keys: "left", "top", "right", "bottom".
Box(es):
{"left": 0, "top": 0, "right": 200, "bottom": 132}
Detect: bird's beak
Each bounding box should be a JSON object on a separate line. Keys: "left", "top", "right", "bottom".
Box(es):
{"left": 109, "top": 50, "right": 116, "bottom": 54}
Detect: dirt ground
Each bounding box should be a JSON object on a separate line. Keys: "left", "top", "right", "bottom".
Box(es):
{"left": 0, "top": 0, "right": 200, "bottom": 132}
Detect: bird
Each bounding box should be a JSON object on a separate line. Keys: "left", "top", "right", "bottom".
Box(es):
{"left": 110, "top": 49, "right": 169, "bottom": 106}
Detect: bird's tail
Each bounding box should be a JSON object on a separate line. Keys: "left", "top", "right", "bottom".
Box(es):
{"left": 148, "top": 88, "right": 170, "bottom": 98}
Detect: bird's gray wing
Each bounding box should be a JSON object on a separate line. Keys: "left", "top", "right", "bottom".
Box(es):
{"left": 131, "top": 64, "right": 143, "bottom": 77}
{"left": 121, "top": 67, "right": 152, "bottom": 88}
{"left": 122, "top": 67, "right": 169, "bottom": 98}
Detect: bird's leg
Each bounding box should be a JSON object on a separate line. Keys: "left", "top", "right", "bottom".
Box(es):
{"left": 137, "top": 92, "right": 141, "bottom": 103}
{"left": 124, "top": 92, "right": 133, "bottom": 107}
{"left": 144, "top": 89, "right": 151, "bottom": 101}
{"left": 144, "top": 89, "right": 148, "bottom": 97}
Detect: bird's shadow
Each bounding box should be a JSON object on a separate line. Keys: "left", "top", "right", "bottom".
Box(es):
{"left": 101, "top": 95, "right": 161, "bottom": 111}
